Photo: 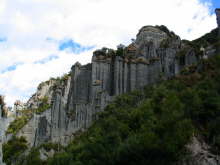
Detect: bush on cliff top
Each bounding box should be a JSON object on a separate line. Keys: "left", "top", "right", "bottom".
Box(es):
{"left": 35, "top": 97, "right": 51, "bottom": 114}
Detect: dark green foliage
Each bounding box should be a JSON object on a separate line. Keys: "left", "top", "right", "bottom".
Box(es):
{"left": 187, "top": 28, "right": 219, "bottom": 55}
{"left": 155, "top": 25, "right": 177, "bottom": 38}
{"left": 179, "top": 28, "right": 219, "bottom": 58}
{"left": 6, "top": 109, "right": 33, "bottom": 135}
{"left": 16, "top": 143, "right": 61, "bottom": 165}
{"left": 94, "top": 47, "right": 116, "bottom": 57}
{"left": 40, "top": 142, "right": 60, "bottom": 152}
{"left": 45, "top": 55, "right": 220, "bottom": 165}
{"left": 116, "top": 47, "right": 124, "bottom": 57}
{"left": 3, "top": 136, "right": 28, "bottom": 165}
{"left": 57, "top": 73, "right": 71, "bottom": 83}
{"left": 35, "top": 96, "right": 51, "bottom": 114}
{"left": 176, "top": 47, "right": 189, "bottom": 58}
{"left": 192, "top": 28, "right": 219, "bottom": 46}
{"left": 18, "top": 148, "right": 42, "bottom": 165}
{"left": 6, "top": 97, "right": 50, "bottom": 135}
{"left": 160, "top": 38, "right": 170, "bottom": 48}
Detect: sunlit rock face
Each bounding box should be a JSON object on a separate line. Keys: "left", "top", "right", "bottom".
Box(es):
{"left": 12, "top": 24, "right": 218, "bottom": 148}
{"left": 26, "top": 79, "right": 56, "bottom": 110}
{"left": 38, "top": 25, "right": 200, "bottom": 146}
{"left": 136, "top": 26, "right": 168, "bottom": 48}
{"left": 180, "top": 137, "right": 220, "bottom": 165}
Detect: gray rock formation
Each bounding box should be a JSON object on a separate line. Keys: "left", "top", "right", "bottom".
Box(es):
{"left": 216, "top": 9, "right": 220, "bottom": 29}
{"left": 0, "top": 96, "right": 3, "bottom": 120}
{"left": 26, "top": 79, "right": 56, "bottom": 109}
{"left": 15, "top": 79, "right": 57, "bottom": 147}
{"left": 0, "top": 118, "right": 14, "bottom": 165}
{"left": 35, "top": 25, "right": 204, "bottom": 146}
{"left": 11, "top": 24, "right": 218, "bottom": 150}
{"left": 216, "top": 8, "right": 220, "bottom": 53}
{"left": 5, "top": 11, "right": 219, "bottom": 162}
{"left": 21, "top": 25, "right": 219, "bottom": 148}
{"left": 14, "top": 100, "right": 26, "bottom": 117}
{"left": 180, "top": 137, "right": 220, "bottom": 165}
{"left": 0, "top": 96, "right": 8, "bottom": 118}
{"left": 16, "top": 109, "right": 52, "bottom": 147}
{"left": 2, "top": 11, "right": 220, "bottom": 165}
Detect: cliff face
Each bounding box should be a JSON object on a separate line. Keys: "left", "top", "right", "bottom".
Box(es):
{"left": 32, "top": 25, "right": 203, "bottom": 146}
{"left": 15, "top": 80, "right": 56, "bottom": 147}
{"left": 26, "top": 79, "right": 56, "bottom": 110}
{"left": 216, "top": 9, "right": 220, "bottom": 53}
{"left": 216, "top": 9, "right": 220, "bottom": 29}
{"left": 2, "top": 11, "right": 220, "bottom": 165}
{"left": 15, "top": 26, "right": 217, "bottom": 147}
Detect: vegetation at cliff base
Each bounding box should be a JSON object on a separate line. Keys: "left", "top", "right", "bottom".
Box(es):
{"left": 6, "top": 96, "right": 51, "bottom": 135}
{"left": 16, "top": 142, "right": 61, "bottom": 165}
{"left": 3, "top": 27, "right": 220, "bottom": 164}
{"left": 10, "top": 54, "right": 220, "bottom": 165}
{"left": 6, "top": 109, "right": 33, "bottom": 135}
{"left": 2, "top": 136, "right": 28, "bottom": 165}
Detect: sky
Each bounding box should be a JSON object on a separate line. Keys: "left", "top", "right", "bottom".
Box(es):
{"left": 0, "top": 0, "right": 219, "bottom": 106}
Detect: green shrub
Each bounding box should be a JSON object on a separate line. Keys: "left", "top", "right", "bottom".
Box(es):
{"left": 35, "top": 96, "right": 51, "bottom": 114}
{"left": 18, "top": 54, "right": 220, "bottom": 165}
{"left": 46, "top": 54, "right": 220, "bottom": 165}
{"left": 6, "top": 113, "right": 32, "bottom": 135}
{"left": 3, "top": 136, "right": 28, "bottom": 165}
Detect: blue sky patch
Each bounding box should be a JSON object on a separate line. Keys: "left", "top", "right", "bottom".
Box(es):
{"left": 0, "top": 37, "right": 7, "bottom": 42}
{"left": 59, "top": 39, "right": 94, "bottom": 54}
{"left": 211, "top": 0, "right": 220, "bottom": 10}
{"left": 1, "top": 63, "right": 23, "bottom": 73}
{"left": 34, "top": 55, "right": 59, "bottom": 64}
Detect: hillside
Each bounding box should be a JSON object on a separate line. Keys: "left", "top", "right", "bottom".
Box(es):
{"left": 2, "top": 10, "right": 220, "bottom": 165}
{"left": 43, "top": 54, "right": 220, "bottom": 165}
{"left": 5, "top": 46, "right": 220, "bottom": 165}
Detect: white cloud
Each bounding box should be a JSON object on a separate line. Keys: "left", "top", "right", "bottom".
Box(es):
{"left": 0, "top": 0, "right": 218, "bottom": 106}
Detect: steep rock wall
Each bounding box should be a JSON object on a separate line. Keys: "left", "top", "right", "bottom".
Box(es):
{"left": 216, "top": 8, "right": 220, "bottom": 53}
{"left": 17, "top": 25, "right": 217, "bottom": 147}
{"left": 216, "top": 9, "right": 220, "bottom": 29}
{"left": 43, "top": 26, "right": 201, "bottom": 145}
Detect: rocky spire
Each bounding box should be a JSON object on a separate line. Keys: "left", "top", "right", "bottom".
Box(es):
{"left": 0, "top": 95, "right": 7, "bottom": 118}
{"left": 216, "top": 8, "right": 220, "bottom": 28}
{"left": 215, "top": 9, "right": 220, "bottom": 53}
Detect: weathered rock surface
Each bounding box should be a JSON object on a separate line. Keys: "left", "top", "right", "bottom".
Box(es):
{"left": 216, "top": 8, "right": 220, "bottom": 54}
{"left": 0, "top": 96, "right": 8, "bottom": 118}
{"left": 26, "top": 79, "right": 56, "bottom": 109}
{"left": 35, "top": 26, "right": 204, "bottom": 146}
{"left": 1, "top": 10, "right": 219, "bottom": 165}
{"left": 14, "top": 80, "right": 56, "bottom": 147}
{"left": 0, "top": 118, "right": 14, "bottom": 165}
{"left": 39, "top": 148, "right": 55, "bottom": 161}
{"left": 18, "top": 25, "right": 219, "bottom": 148}
{"left": 180, "top": 137, "right": 220, "bottom": 165}
{"left": 16, "top": 109, "right": 51, "bottom": 147}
